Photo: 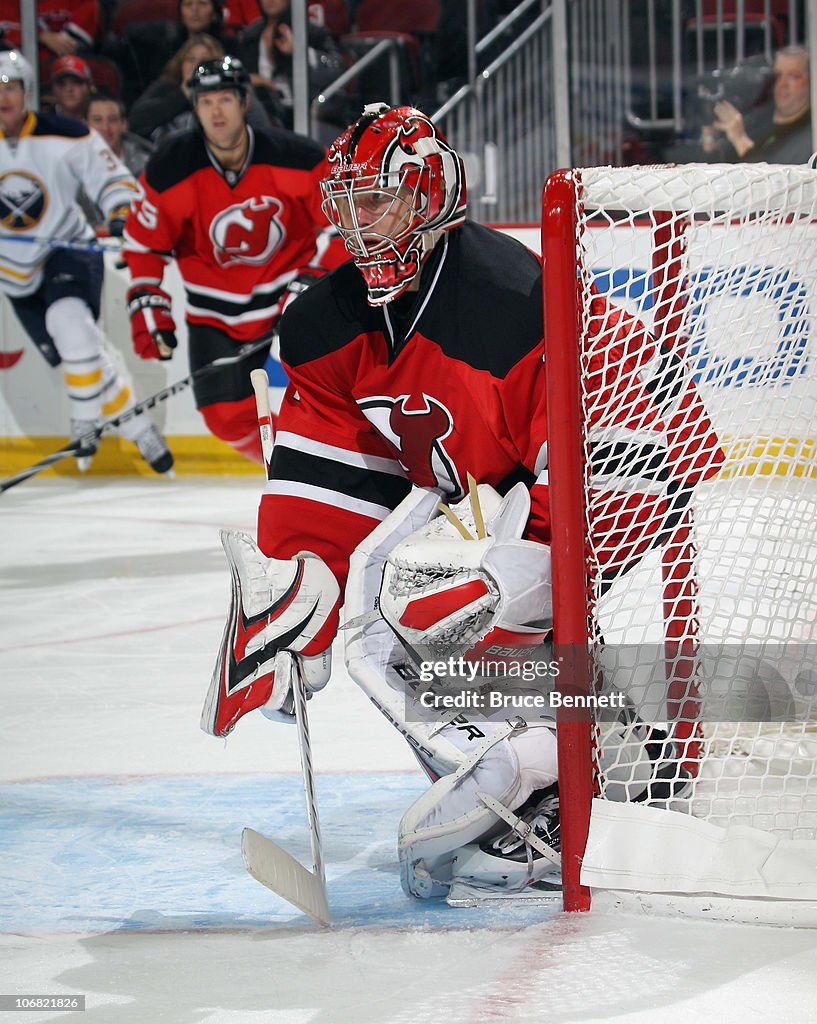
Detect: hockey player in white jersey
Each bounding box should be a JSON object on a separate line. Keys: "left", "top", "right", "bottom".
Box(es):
{"left": 0, "top": 50, "right": 173, "bottom": 474}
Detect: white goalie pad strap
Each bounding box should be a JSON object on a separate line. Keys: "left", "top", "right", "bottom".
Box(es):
{"left": 582, "top": 800, "right": 817, "bottom": 901}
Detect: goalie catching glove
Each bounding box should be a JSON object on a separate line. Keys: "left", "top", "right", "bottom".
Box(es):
{"left": 201, "top": 531, "right": 341, "bottom": 737}
{"left": 378, "top": 482, "right": 553, "bottom": 666}
{"left": 127, "top": 284, "right": 178, "bottom": 360}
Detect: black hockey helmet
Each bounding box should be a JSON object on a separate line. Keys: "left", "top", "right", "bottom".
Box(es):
{"left": 186, "top": 56, "right": 250, "bottom": 101}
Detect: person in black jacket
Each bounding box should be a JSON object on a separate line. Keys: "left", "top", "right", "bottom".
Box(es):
{"left": 235, "top": 0, "right": 345, "bottom": 138}
{"left": 700, "top": 45, "right": 812, "bottom": 164}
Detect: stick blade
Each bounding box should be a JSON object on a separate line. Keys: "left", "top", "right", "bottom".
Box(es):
{"left": 241, "top": 827, "right": 331, "bottom": 926}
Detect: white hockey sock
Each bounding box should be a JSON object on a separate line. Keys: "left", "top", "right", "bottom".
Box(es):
{"left": 46, "top": 296, "right": 105, "bottom": 421}
{"left": 97, "top": 348, "right": 148, "bottom": 442}
{"left": 45, "top": 296, "right": 151, "bottom": 440}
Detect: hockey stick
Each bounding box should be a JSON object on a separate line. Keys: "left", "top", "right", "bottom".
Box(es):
{"left": 0, "top": 234, "right": 124, "bottom": 254}
{"left": 0, "top": 335, "right": 272, "bottom": 494}
{"left": 241, "top": 662, "right": 331, "bottom": 925}
{"left": 240, "top": 368, "right": 331, "bottom": 926}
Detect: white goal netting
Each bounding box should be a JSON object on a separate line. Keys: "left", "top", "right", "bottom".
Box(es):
{"left": 564, "top": 164, "right": 817, "bottom": 845}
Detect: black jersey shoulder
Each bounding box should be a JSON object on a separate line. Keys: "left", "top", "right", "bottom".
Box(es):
{"left": 278, "top": 260, "right": 377, "bottom": 368}
{"left": 143, "top": 126, "right": 325, "bottom": 192}
{"left": 143, "top": 130, "right": 209, "bottom": 192}
{"left": 279, "top": 223, "right": 543, "bottom": 376}
{"left": 419, "top": 221, "right": 543, "bottom": 378}
{"left": 251, "top": 126, "right": 326, "bottom": 172}
{"left": 33, "top": 111, "right": 90, "bottom": 139}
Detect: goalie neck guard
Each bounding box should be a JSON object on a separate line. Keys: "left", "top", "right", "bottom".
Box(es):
{"left": 320, "top": 103, "right": 467, "bottom": 306}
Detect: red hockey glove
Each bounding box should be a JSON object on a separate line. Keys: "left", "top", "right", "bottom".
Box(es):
{"left": 127, "top": 285, "right": 178, "bottom": 361}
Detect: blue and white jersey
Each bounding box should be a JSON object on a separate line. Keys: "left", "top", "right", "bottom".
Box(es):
{"left": 0, "top": 110, "right": 140, "bottom": 297}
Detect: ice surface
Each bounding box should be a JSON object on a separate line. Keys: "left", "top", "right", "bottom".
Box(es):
{"left": 2, "top": 478, "right": 816, "bottom": 1023}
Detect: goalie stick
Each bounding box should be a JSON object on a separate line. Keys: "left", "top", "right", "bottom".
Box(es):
{"left": 240, "top": 368, "right": 331, "bottom": 926}
{"left": 0, "top": 335, "right": 272, "bottom": 494}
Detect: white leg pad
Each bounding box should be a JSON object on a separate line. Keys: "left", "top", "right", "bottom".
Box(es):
{"left": 398, "top": 723, "right": 558, "bottom": 897}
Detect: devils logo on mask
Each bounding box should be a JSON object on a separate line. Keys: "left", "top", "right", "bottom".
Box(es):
{"left": 210, "top": 196, "right": 285, "bottom": 268}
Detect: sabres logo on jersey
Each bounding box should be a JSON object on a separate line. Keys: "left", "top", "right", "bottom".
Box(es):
{"left": 358, "top": 393, "right": 463, "bottom": 496}
{"left": 210, "top": 196, "right": 285, "bottom": 268}
{"left": 0, "top": 171, "right": 47, "bottom": 231}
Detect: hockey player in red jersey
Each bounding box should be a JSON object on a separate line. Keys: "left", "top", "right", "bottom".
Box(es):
{"left": 122, "top": 56, "right": 344, "bottom": 464}
{"left": 202, "top": 104, "right": 724, "bottom": 901}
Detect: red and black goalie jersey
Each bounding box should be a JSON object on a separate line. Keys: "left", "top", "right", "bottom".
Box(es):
{"left": 259, "top": 221, "right": 723, "bottom": 593}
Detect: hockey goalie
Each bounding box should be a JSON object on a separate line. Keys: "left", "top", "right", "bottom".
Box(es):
{"left": 201, "top": 103, "right": 724, "bottom": 902}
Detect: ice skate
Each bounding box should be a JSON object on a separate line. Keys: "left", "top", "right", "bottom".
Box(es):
{"left": 447, "top": 784, "right": 562, "bottom": 903}
{"left": 70, "top": 417, "right": 102, "bottom": 473}
{"left": 132, "top": 422, "right": 174, "bottom": 476}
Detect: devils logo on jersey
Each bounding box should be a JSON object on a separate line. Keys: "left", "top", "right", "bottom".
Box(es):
{"left": 358, "top": 393, "right": 463, "bottom": 496}
{"left": 0, "top": 171, "right": 47, "bottom": 230}
{"left": 210, "top": 196, "right": 285, "bottom": 268}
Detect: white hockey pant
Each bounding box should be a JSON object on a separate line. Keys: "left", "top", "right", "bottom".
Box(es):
{"left": 46, "top": 296, "right": 145, "bottom": 437}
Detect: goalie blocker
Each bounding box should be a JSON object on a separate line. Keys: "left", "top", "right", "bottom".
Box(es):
{"left": 201, "top": 531, "right": 341, "bottom": 736}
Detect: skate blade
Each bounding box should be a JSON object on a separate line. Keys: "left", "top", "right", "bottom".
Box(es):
{"left": 446, "top": 880, "right": 562, "bottom": 908}
{"left": 75, "top": 455, "right": 93, "bottom": 473}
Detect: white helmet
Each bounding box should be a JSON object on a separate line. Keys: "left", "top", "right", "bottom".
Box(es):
{"left": 0, "top": 50, "right": 35, "bottom": 103}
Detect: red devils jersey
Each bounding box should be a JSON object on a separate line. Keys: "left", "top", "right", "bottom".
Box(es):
{"left": 259, "top": 222, "right": 723, "bottom": 591}
{"left": 123, "top": 126, "right": 341, "bottom": 341}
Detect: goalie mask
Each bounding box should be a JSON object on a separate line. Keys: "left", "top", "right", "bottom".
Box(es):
{"left": 320, "top": 103, "right": 467, "bottom": 306}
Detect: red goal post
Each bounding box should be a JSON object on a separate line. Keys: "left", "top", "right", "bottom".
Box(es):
{"left": 542, "top": 163, "right": 817, "bottom": 922}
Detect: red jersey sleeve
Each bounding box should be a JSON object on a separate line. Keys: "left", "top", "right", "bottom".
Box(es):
{"left": 257, "top": 348, "right": 412, "bottom": 591}
{"left": 122, "top": 174, "right": 183, "bottom": 286}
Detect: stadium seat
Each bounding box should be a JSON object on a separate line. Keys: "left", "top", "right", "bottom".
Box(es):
{"left": 110, "top": 0, "right": 179, "bottom": 36}
{"left": 308, "top": 1, "right": 350, "bottom": 37}
{"left": 343, "top": 0, "right": 441, "bottom": 106}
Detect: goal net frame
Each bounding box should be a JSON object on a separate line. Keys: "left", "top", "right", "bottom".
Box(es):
{"left": 541, "top": 163, "right": 817, "bottom": 923}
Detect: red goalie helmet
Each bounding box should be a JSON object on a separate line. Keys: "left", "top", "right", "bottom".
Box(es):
{"left": 320, "top": 103, "right": 467, "bottom": 305}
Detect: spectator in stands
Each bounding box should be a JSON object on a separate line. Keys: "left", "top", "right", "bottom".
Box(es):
{"left": 79, "top": 93, "right": 154, "bottom": 234}
{"left": 0, "top": 0, "right": 100, "bottom": 65}
{"left": 701, "top": 45, "right": 812, "bottom": 164}
{"left": 47, "top": 54, "right": 94, "bottom": 120}
{"left": 172, "top": 0, "right": 235, "bottom": 52}
{"left": 86, "top": 93, "right": 154, "bottom": 179}
{"left": 128, "top": 33, "right": 271, "bottom": 144}
{"left": 235, "top": 0, "right": 345, "bottom": 135}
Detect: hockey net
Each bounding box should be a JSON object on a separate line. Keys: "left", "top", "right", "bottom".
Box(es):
{"left": 542, "top": 164, "right": 817, "bottom": 922}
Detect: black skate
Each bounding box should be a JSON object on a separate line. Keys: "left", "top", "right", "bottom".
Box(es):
{"left": 449, "top": 783, "right": 562, "bottom": 899}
